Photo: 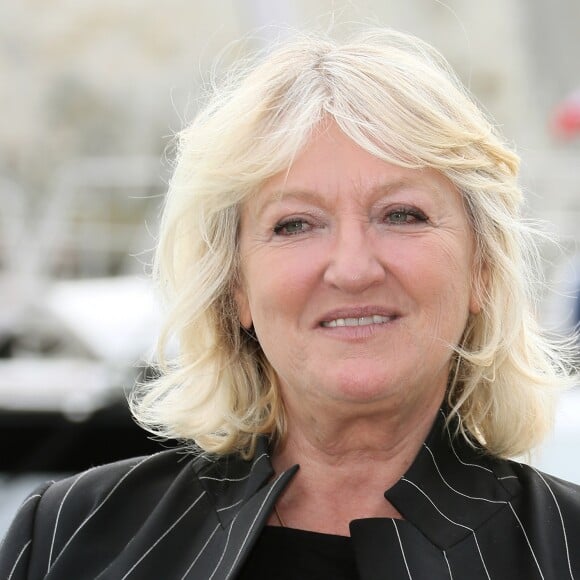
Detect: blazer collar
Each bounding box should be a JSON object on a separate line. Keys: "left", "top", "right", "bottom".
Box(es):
{"left": 385, "top": 409, "right": 521, "bottom": 549}
{"left": 195, "top": 437, "right": 294, "bottom": 523}
{"left": 193, "top": 438, "right": 299, "bottom": 579}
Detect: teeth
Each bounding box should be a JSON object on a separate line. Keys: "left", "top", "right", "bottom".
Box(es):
{"left": 322, "top": 315, "right": 391, "bottom": 328}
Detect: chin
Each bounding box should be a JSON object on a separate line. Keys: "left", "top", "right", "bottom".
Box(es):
{"left": 327, "top": 372, "right": 400, "bottom": 404}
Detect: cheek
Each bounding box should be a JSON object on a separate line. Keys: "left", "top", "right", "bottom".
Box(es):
{"left": 400, "top": 239, "right": 474, "bottom": 323}
{"left": 244, "top": 250, "right": 318, "bottom": 325}
{"left": 433, "top": 253, "right": 475, "bottom": 341}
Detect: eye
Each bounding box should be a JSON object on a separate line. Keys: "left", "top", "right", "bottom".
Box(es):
{"left": 384, "top": 207, "right": 428, "bottom": 225}
{"left": 273, "top": 218, "right": 312, "bottom": 236}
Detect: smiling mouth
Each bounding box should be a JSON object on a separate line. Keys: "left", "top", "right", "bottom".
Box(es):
{"left": 321, "top": 315, "right": 394, "bottom": 328}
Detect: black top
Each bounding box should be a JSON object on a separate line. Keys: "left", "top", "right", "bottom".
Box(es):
{"left": 2, "top": 409, "right": 580, "bottom": 579}
{"left": 237, "top": 526, "right": 358, "bottom": 580}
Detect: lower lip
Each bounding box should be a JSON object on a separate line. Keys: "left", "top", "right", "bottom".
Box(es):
{"left": 317, "top": 317, "right": 400, "bottom": 340}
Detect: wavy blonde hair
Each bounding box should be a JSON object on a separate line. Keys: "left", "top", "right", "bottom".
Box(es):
{"left": 130, "top": 27, "right": 576, "bottom": 459}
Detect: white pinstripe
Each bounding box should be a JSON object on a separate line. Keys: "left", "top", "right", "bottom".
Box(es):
{"left": 207, "top": 513, "right": 239, "bottom": 580}
{"left": 199, "top": 474, "right": 252, "bottom": 483}
{"left": 531, "top": 467, "right": 574, "bottom": 579}
{"left": 180, "top": 523, "right": 221, "bottom": 580}
{"left": 423, "top": 443, "right": 506, "bottom": 504}
{"left": 120, "top": 491, "right": 207, "bottom": 579}
{"left": 0, "top": 493, "right": 41, "bottom": 553}
{"left": 392, "top": 520, "right": 412, "bottom": 579}
{"left": 508, "top": 503, "right": 544, "bottom": 579}
{"left": 448, "top": 439, "right": 494, "bottom": 474}
{"left": 443, "top": 550, "right": 454, "bottom": 580}
{"left": 48, "top": 467, "right": 98, "bottom": 570}
{"left": 224, "top": 472, "right": 287, "bottom": 580}
{"left": 217, "top": 499, "right": 244, "bottom": 513}
{"left": 401, "top": 478, "right": 491, "bottom": 580}
{"left": 401, "top": 477, "right": 479, "bottom": 531}
{"left": 199, "top": 453, "right": 269, "bottom": 483}
{"left": 48, "top": 454, "right": 159, "bottom": 572}
{"left": 12, "top": 493, "right": 42, "bottom": 514}
{"left": 7, "top": 540, "right": 31, "bottom": 580}
{"left": 438, "top": 411, "right": 494, "bottom": 475}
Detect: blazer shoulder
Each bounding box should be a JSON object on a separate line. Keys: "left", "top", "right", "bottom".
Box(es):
{"left": 0, "top": 480, "right": 53, "bottom": 579}
{"left": 509, "top": 461, "right": 580, "bottom": 521}
{"left": 1, "top": 448, "right": 201, "bottom": 578}
{"left": 44, "top": 448, "right": 195, "bottom": 527}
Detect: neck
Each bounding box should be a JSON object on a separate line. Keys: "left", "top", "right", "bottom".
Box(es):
{"left": 270, "top": 393, "right": 443, "bottom": 535}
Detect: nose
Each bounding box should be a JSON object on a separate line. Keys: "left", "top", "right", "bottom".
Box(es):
{"left": 323, "top": 222, "right": 386, "bottom": 293}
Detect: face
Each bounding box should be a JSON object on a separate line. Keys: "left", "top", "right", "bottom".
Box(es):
{"left": 236, "top": 122, "right": 480, "bottom": 419}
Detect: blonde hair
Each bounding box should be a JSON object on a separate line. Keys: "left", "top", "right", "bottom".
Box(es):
{"left": 130, "top": 27, "right": 576, "bottom": 459}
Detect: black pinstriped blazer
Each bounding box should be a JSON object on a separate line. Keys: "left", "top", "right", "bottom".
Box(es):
{"left": 2, "top": 410, "right": 580, "bottom": 579}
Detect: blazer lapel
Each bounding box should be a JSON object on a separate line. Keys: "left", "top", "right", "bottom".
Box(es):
{"left": 191, "top": 438, "right": 299, "bottom": 580}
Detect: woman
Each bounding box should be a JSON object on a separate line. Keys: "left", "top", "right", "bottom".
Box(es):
{"left": 1, "top": 27, "right": 579, "bottom": 580}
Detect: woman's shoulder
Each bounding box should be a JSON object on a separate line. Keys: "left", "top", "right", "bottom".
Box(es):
{"left": 37, "top": 447, "right": 230, "bottom": 528}
{"left": 510, "top": 461, "right": 580, "bottom": 510}
{"left": 0, "top": 446, "right": 256, "bottom": 579}
{"left": 8, "top": 446, "right": 260, "bottom": 526}
{"left": 38, "top": 450, "right": 187, "bottom": 505}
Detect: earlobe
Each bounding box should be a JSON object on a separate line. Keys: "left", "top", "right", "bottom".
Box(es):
{"left": 469, "top": 261, "right": 489, "bottom": 315}
{"left": 234, "top": 285, "right": 253, "bottom": 329}
{"left": 469, "top": 292, "right": 482, "bottom": 315}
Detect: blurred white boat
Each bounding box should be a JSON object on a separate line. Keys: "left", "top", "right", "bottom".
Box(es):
{"left": 0, "top": 275, "right": 161, "bottom": 416}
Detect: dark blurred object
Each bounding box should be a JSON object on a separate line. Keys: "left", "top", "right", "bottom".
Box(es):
{"left": 0, "top": 400, "right": 174, "bottom": 473}
{"left": 550, "top": 88, "right": 580, "bottom": 139}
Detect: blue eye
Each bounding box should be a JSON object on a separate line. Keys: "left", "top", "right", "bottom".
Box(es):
{"left": 385, "top": 208, "right": 427, "bottom": 224}
{"left": 273, "top": 219, "right": 310, "bottom": 236}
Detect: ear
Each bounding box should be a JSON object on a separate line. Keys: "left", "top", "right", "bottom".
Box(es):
{"left": 469, "top": 291, "right": 482, "bottom": 315}
{"left": 234, "top": 283, "right": 253, "bottom": 329}
{"left": 469, "top": 260, "right": 489, "bottom": 315}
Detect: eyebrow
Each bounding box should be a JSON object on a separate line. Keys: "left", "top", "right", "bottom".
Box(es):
{"left": 254, "top": 178, "right": 440, "bottom": 216}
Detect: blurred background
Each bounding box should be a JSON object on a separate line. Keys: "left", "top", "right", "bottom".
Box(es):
{"left": 1, "top": 0, "right": 580, "bottom": 534}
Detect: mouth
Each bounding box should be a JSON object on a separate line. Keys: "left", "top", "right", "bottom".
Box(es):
{"left": 321, "top": 315, "right": 394, "bottom": 328}
{"left": 318, "top": 306, "right": 401, "bottom": 330}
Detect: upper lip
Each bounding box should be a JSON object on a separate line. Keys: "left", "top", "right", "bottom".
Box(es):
{"left": 317, "top": 305, "right": 401, "bottom": 326}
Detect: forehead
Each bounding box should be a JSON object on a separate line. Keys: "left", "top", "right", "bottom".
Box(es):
{"left": 247, "top": 123, "right": 463, "bottom": 214}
